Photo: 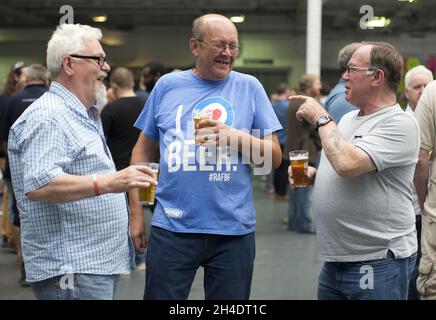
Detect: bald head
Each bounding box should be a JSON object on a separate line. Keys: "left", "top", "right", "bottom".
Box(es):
{"left": 192, "top": 14, "right": 238, "bottom": 40}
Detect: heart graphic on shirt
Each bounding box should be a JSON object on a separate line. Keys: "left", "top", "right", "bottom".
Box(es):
{"left": 212, "top": 109, "right": 222, "bottom": 120}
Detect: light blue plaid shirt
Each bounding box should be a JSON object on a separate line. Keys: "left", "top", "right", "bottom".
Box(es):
{"left": 8, "top": 82, "right": 135, "bottom": 282}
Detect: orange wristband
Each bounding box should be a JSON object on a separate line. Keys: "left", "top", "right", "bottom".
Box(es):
{"left": 91, "top": 174, "right": 100, "bottom": 196}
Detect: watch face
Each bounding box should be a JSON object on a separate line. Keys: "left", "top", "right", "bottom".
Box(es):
{"left": 316, "top": 115, "right": 332, "bottom": 128}
{"left": 318, "top": 116, "right": 329, "bottom": 124}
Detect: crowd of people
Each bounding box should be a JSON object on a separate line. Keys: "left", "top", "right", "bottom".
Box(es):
{"left": 0, "top": 12, "right": 434, "bottom": 300}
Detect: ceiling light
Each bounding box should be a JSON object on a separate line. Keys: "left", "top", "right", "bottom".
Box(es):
{"left": 92, "top": 15, "right": 107, "bottom": 23}
{"left": 398, "top": 0, "right": 415, "bottom": 3}
{"left": 230, "top": 15, "right": 245, "bottom": 23}
{"left": 365, "top": 16, "right": 391, "bottom": 28}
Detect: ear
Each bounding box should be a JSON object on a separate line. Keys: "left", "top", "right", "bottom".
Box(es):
{"left": 189, "top": 37, "right": 200, "bottom": 56}
{"left": 62, "top": 55, "right": 74, "bottom": 76}
{"left": 111, "top": 84, "right": 118, "bottom": 97}
{"left": 370, "top": 69, "right": 384, "bottom": 87}
{"left": 404, "top": 88, "right": 410, "bottom": 100}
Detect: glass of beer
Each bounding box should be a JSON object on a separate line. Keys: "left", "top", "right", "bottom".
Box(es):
{"left": 136, "top": 162, "right": 159, "bottom": 205}
{"left": 193, "top": 110, "right": 212, "bottom": 143}
{"left": 289, "top": 150, "right": 309, "bottom": 187}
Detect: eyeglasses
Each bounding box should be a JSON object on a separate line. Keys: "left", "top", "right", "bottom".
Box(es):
{"left": 70, "top": 54, "right": 108, "bottom": 67}
{"left": 196, "top": 39, "right": 240, "bottom": 53}
{"left": 346, "top": 65, "right": 376, "bottom": 75}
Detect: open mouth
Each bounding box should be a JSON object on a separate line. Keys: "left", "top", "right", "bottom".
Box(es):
{"left": 215, "top": 59, "right": 230, "bottom": 66}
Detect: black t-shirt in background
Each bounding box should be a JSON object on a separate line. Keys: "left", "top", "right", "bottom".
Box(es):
{"left": 101, "top": 96, "right": 147, "bottom": 171}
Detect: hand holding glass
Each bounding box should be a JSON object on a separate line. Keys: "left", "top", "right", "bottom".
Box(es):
{"left": 289, "top": 150, "right": 309, "bottom": 187}
{"left": 194, "top": 110, "right": 213, "bottom": 143}
{"left": 136, "top": 162, "right": 159, "bottom": 205}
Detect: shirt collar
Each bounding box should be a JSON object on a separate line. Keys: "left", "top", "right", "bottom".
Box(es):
{"left": 50, "top": 81, "right": 98, "bottom": 117}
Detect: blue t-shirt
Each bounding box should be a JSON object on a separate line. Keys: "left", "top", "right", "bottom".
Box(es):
{"left": 135, "top": 70, "right": 282, "bottom": 235}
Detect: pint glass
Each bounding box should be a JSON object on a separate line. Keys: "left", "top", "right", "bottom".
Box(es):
{"left": 137, "top": 162, "right": 159, "bottom": 205}
{"left": 289, "top": 150, "right": 309, "bottom": 187}
{"left": 193, "top": 110, "right": 213, "bottom": 143}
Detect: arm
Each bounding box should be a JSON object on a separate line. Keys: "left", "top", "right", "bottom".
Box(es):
{"left": 128, "top": 132, "right": 160, "bottom": 251}
{"left": 291, "top": 95, "right": 375, "bottom": 178}
{"left": 27, "top": 164, "right": 157, "bottom": 203}
{"left": 414, "top": 148, "right": 430, "bottom": 213}
{"left": 196, "top": 120, "right": 282, "bottom": 169}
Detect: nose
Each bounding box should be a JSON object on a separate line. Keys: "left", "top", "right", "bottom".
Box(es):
{"left": 222, "top": 46, "right": 232, "bottom": 55}
{"left": 102, "top": 61, "right": 110, "bottom": 72}
{"left": 341, "top": 70, "right": 349, "bottom": 81}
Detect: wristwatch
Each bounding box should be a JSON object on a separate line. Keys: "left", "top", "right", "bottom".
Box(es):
{"left": 315, "top": 114, "right": 334, "bottom": 130}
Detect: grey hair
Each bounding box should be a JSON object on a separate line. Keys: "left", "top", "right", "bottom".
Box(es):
{"left": 26, "top": 64, "right": 49, "bottom": 84}
{"left": 337, "top": 42, "right": 362, "bottom": 74}
{"left": 46, "top": 24, "right": 102, "bottom": 78}
{"left": 404, "top": 65, "right": 433, "bottom": 89}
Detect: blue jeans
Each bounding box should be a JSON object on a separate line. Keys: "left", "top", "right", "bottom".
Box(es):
{"left": 31, "top": 274, "right": 119, "bottom": 300}
{"left": 318, "top": 251, "right": 417, "bottom": 300}
{"left": 287, "top": 186, "right": 313, "bottom": 232}
{"left": 144, "top": 226, "right": 255, "bottom": 300}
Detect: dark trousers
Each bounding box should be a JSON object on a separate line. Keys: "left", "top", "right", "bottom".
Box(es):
{"left": 274, "top": 147, "right": 289, "bottom": 196}
{"left": 144, "top": 226, "right": 255, "bottom": 300}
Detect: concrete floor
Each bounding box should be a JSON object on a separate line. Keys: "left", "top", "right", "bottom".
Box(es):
{"left": 0, "top": 176, "right": 322, "bottom": 300}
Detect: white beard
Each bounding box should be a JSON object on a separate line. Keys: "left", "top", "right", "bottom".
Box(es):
{"left": 94, "top": 82, "right": 108, "bottom": 110}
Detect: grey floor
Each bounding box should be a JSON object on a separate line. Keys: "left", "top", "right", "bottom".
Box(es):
{"left": 0, "top": 176, "right": 322, "bottom": 300}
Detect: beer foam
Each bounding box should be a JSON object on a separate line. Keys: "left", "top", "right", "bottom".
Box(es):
{"left": 289, "top": 154, "right": 308, "bottom": 161}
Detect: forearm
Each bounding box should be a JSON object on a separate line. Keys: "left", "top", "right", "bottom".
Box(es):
{"left": 318, "top": 123, "right": 373, "bottom": 177}
{"left": 414, "top": 151, "right": 430, "bottom": 212}
{"left": 27, "top": 173, "right": 106, "bottom": 203}
{"left": 229, "top": 129, "right": 282, "bottom": 169}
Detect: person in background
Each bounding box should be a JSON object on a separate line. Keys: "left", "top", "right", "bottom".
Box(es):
{"left": 0, "top": 62, "right": 27, "bottom": 250}
{"left": 1, "top": 64, "right": 49, "bottom": 286}
{"left": 285, "top": 74, "right": 322, "bottom": 233}
{"left": 272, "top": 83, "right": 295, "bottom": 202}
{"left": 319, "top": 81, "right": 331, "bottom": 106}
{"left": 402, "top": 65, "right": 433, "bottom": 300}
{"left": 101, "top": 67, "right": 148, "bottom": 272}
{"left": 135, "top": 61, "right": 166, "bottom": 99}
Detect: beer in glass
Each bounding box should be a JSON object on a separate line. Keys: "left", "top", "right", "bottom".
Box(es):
{"left": 137, "top": 162, "right": 159, "bottom": 205}
{"left": 289, "top": 150, "right": 309, "bottom": 187}
{"left": 193, "top": 110, "right": 213, "bottom": 143}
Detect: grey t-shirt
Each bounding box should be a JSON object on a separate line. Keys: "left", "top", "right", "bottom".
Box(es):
{"left": 313, "top": 104, "right": 419, "bottom": 262}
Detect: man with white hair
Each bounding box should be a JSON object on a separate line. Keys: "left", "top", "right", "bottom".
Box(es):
{"left": 404, "top": 65, "right": 433, "bottom": 114}
{"left": 403, "top": 65, "right": 433, "bottom": 300}
{"left": 7, "top": 24, "right": 157, "bottom": 300}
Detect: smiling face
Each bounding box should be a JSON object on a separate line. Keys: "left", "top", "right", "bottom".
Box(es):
{"left": 71, "top": 39, "right": 110, "bottom": 108}
{"left": 191, "top": 16, "right": 239, "bottom": 81}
